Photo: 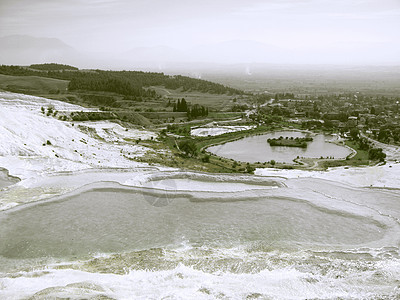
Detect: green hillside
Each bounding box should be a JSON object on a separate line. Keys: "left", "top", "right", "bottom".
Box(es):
{"left": 0, "top": 65, "right": 244, "bottom": 97}
{"left": 0, "top": 74, "right": 68, "bottom": 94}
{"left": 29, "top": 63, "right": 79, "bottom": 71}
{"left": 0, "top": 64, "right": 248, "bottom": 127}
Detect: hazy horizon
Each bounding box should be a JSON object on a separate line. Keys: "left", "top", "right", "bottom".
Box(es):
{"left": 1, "top": 0, "right": 400, "bottom": 66}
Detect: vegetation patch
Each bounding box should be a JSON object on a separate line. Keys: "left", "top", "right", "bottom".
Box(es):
{"left": 166, "top": 124, "right": 191, "bottom": 136}
{"left": 267, "top": 136, "right": 313, "bottom": 148}
{"left": 70, "top": 111, "right": 118, "bottom": 121}
{"left": 29, "top": 63, "right": 79, "bottom": 71}
{"left": 0, "top": 74, "right": 68, "bottom": 94}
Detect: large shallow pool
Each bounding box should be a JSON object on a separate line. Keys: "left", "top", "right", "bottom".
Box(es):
{"left": 207, "top": 131, "right": 352, "bottom": 163}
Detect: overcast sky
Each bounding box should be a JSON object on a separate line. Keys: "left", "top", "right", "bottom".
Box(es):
{"left": 1, "top": 0, "right": 399, "bottom": 64}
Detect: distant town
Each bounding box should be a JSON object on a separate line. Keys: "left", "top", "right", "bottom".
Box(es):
{"left": 248, "top": 92, "right": 400, "bottom": 145}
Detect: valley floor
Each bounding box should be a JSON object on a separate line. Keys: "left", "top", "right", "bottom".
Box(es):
{"left": 0, "top": 91, "right": 399, "bottom": 210}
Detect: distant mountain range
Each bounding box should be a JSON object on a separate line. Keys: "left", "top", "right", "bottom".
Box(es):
{"left": 0, "top": 35, "right": 399, "bottom": 69}
{"left": 0, "top": 35, "right": 292, "bottom": 67}
{"left": 0, "top": 35, "right": 79, "bottom": 65}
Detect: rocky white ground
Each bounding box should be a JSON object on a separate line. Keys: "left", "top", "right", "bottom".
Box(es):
{"left": 0, "top": 92, "right": 157, "bottom": 179}
{"left": 191, "top": 124, "right": 256, "bottom": 137}
{"left": 255, "top": 162, "right": 400, "bottom": 189}
{"left": 0, "top": 92, "right": 165, "bottom": 209}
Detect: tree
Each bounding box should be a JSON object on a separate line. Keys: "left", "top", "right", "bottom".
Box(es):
{"left": 350, "top": 128, "right": 359, "bottom": 140}
{"left": 187, "top": 104, "right": 208, "bottom": 119}
{"left": 378, "top": 129, "right": 391, "bottom": 143}
{"left": 246, "top": 163, "right": 255, "bottom": 174}
{"left": 201, "top": 154, "right": 210, "bottom": 163}
{"left": 369, "top": 148, "right": 386, "bottom": 162}
{"left": 178, "top": 139, "right": 197, "bottom": 157}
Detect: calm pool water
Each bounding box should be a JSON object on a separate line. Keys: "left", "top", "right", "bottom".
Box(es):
{"left": 1, "top": 180, "right": 399, "bottom": 299}
{"left": 207, "top": 131, "right": 352, "bottom": 163}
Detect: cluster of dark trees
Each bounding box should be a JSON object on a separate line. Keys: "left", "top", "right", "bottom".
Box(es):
{"left": 231, "top": 104, "right": 249, "bottom": 112}
{"left": 69, "top": 111, "right": 117, "bottom": 121}
{"left": 173, "top": 98, "right": 188, "bottom": 112}
{"left": 29, "top": 63, "right": 79, "bottom": 71}
{"left": 164, "top": 75, "right": 243, "bottom": 95}
{"left": 178, "top": 139, "right": 197, "bottom": 157}
{"left": 368, "top": 148, "right": 386, "bottom": 162}
{"left": 374, "top": 126, "right": 400, "bottom": 144}
{"left": 102, "top": 71, "right": 242, "bottom": 95}
{"left": 267, "top": 136, "right": 313, "bottom": 148}
{"left": 0, "top": 65, "right": 43, "bottom": 76}
{"left": 173, "top": 98, "right": 208, "bottom": 120}
{"left": 68, "top": 73, "right": 157, "bottom": 98}
{"left": 187, "top": 104, "right": 208, "bottom": 119}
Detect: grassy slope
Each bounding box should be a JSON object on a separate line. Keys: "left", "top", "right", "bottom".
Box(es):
{"left": 0, "top": 74, "right": 239, "bottom": 112}
{"left": 0, "top": 74, "right": 69, "bottom": 94}
{"left": 0, "top": 74, "right": 243, "bottom": 127}
{"left": 151, "top": 86, "right": 238, "bottom": 111}
{"left": 318, "top": 140, "right": 370, "bottom": 169}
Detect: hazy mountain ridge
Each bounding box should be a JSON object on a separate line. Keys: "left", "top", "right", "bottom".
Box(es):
{"left": 2, "top": 35, "right": 399, "bottom": 69}
{"left": 0, "top": 35, "right": 288, "bottom": 69}
{"left": 0, "top": 35, "right": 79, "bottom": 65}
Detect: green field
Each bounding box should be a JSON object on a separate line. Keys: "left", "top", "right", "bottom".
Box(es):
{"left": 151, "top": 86, "right": 244, "bottom": 111}
{"left": 345, "top": 140, "right": 370, "bottom": 161}
{"left": 0, "top": 74, "right": 69, "bottom": 94}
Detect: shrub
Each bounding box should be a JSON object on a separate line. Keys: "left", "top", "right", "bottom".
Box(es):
{"left": 201, "top": 155, "right": 210, "bottom": 163}
{"left": 369, "top": 148, "right": 386, "bottom": 162}
{"left": 246, "top": 163, "right": 255, "bottom": 174}
{"left": 178, "top": 139, "right": 198, "bottom": 157}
